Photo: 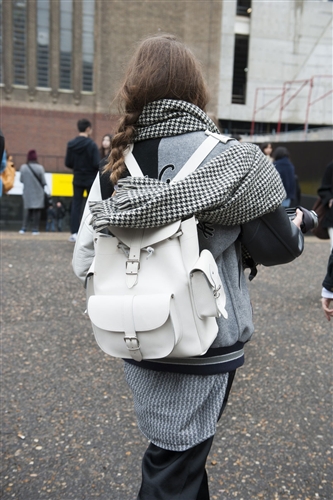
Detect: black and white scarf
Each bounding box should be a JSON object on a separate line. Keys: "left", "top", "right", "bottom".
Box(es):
{"left": 90, "top": 100, "right": 285, "bottom": 231}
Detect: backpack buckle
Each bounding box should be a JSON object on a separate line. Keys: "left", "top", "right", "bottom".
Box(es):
{"left": 124, "top": 335, "right": 143, "bottom": 361}
{"left": 126, "top": 259, "right": 140, "bottom": 275}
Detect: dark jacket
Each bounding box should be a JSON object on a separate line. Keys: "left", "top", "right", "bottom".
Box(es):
{"left": 65, "top": 136, "right": 100, "bottom": 188}
{"left": 274, "top": 157, "right": 296, "bottom": 203}
{"left": 322, "top": 250, "right": 333, "bottom": 292}
{"left": 318, "top": 161, "right": 333, "bottom": 228}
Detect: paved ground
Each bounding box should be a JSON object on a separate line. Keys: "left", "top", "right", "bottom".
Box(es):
{"left": 1, "top": 231, "right": 332, "bottom": 500}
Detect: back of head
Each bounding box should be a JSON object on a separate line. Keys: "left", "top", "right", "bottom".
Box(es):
{"left": 118, "top": 34, "right": 209, "bottom": 114}
{"left": 27, "top": 149, "right": 38, "bottom": 162}
{"left": 273, "top": 146, "right": 289, "bottom": 161}
{"left": 77, "top": 118, "right": 92, "bottom": 133}
{"left": 107, "top": 34, "right": 209, "bottom": 184}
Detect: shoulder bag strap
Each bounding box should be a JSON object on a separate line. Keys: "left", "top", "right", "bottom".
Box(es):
{"left": 26, "top": 162, "right": 44, "bottom": 188}
{"left": 124, "top": 130, "right": 234, "bottom": 183}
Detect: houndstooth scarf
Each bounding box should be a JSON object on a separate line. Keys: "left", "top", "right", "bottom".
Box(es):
{"left": 90, "top": 100, "right": 285, "bottom": 230}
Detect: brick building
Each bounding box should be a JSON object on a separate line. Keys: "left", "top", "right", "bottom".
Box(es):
{"left": 1, "top": 0, "right": 332, "bottom": 176}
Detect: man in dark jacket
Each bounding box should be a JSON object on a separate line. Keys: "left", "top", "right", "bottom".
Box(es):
{"left": 65, "top": 118, "right": 100, "bottom": 242}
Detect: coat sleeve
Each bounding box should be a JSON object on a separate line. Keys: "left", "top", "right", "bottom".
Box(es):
{"left": 318, "top": 162, "right": 333, "bottom": 206}
{"left": 92, "top": 143, "right": 101, "bottom": 170}
{"left": 240, "top": 205, "right": 304, "bottom": 267}
{"left": 40, "top": 168, "right": 47, "bottom": 187}
{"left": 65, "top": 145, "right": 73, "bottom": 169}
{"left": 72, "top": 174, "right": 101, "bottom": 282}
{"left": 322, "top": 250, "right": 333, "bottom": 292}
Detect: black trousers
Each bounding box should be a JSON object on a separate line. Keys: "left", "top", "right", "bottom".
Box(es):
{"left": 137, "top": 370, "right": 236, "bottom": 500}
{"left": 22, "top": 208, "right": 41, "bottom": 232}
{"left": 70, "top": 184, "right": 91, "bottom": 234}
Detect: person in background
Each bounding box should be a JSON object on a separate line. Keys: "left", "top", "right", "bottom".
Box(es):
{"left": 0, "top": 129, "right": 5, "bottom": 197}
{"left": 322, "top": 249, "right": 333, "bottom": 321}
{"left": 260, "top": 142, "right": 273, "bottom": 162}
{"left": 99, "top": 133, "right": 113, "bottom": 161}
{"left": 272, "top": 146, "right": 296, "bottom": 207}
{"left": 55, "top": 200, "right": 66, "bottom": 232}
{"left": 19, "top": 150, "right": 46, "bottom": 235}
{"left": 0, "top": 150, "right": 7, "bottom": 197}
{"left": 318, "top": 161, "right": 333, "bottom": 250}
{"left": 65, "top": 118, "right": 100, "bottom": 242}
{"left": 46, "top": 200, "right": 55, "bottom": 232}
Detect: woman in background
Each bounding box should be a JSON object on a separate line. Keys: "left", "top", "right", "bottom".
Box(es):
{"left": 260, "top": 142, "right": 273, "bottom": 162}
{"left": 99, "top": 133, "right": 112, "bottom": 161}
{"left": 19, "top": 149, "right": 46, "bottom": 235}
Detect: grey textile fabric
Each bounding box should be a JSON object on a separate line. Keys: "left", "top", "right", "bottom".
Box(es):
{"left": 20, "top": 162, "right": 46, "bottom": 209}
{"left": 124, "top": 362, "right": 229, "bottom": 451}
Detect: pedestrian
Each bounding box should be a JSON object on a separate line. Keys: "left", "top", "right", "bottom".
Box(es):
{"left": 19, "top": 150, "right": 46, "bottom": 235}
{"left": 54, "top": 200, "right": 66, "bottom": 232}
{"left": 317, "top": 161, "right": 333, "bottom": 250}
{"left": 321, "top": 249, "right": 333, "bottom": 321}
{"left": 0, "top": 147, "right": 6, "bottom": 197}
{"left": 65, "top": 118, "right": 100, "bottom": 242}
{"left": 272, "top": 146, "right": 297, "bottom": 207}
{"left": 45, "top": 200, "right": 55, "bottom": 232}
{"left": 99, "top": 133, "right": 112, "bottom": 161}
{"left": 72, "top": 34, "right": 306, "bottom": 499}
{"left": 260, "top": 142, "right": 273, "bottom": 162}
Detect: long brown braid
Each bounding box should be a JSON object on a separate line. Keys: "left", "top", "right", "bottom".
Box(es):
{"left": 104, "top": 34, "right": 209, "bottom": 186}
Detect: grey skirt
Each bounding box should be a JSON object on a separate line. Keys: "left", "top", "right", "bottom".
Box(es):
{"left": 124, "top": 362, "right": 229, "bottom": 451}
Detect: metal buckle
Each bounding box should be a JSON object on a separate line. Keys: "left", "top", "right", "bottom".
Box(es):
{"left": 125, "top": 259, "right": 140, "bottom": 275}
{"left": 124, "top": 336, "right": 140, "bottom": 351}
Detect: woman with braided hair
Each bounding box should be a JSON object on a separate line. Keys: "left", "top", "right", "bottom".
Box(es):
{"left": 73, "top": 34, "right": 308, "bottom": 499}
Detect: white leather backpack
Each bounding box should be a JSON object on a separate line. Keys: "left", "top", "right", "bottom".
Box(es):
{"left": 86, "top": 132, "right": 229, "bottom": 362}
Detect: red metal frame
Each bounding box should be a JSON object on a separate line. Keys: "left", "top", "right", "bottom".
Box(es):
{"left": 250, "top": 75, "right": 333, "bottom": 137}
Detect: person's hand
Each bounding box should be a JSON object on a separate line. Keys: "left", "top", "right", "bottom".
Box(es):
{"left": 291, "top": 208, "right": 303, "bottom": 229}
{"left": 328, "top": 199, "right": 333, "bottom": 208}
{"left": 321, "top": 297, "right": 333, "bottom": 321}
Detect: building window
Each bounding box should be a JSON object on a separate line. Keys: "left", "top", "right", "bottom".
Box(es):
{"left": 59, "top": 0, "right": 73, "bottom": 90}
{"left": 82, "top": 0, "right": 95, "bottom": 92}
{"left": 13, "top": 0, "right": 27, "bottom": 85}
{"left": 236, "top": 0, "right": 252, "bottom": 17}
{"left": 232, "top": 34, "right": 249, "bottom": 105}
{"left": 37, "top": 0, "right": 50, "bottom": 87}
{"left": 0, "top": 0, "right": 3, "bottom": 84}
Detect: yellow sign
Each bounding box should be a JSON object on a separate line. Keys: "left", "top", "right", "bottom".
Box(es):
{"left": 51, "top": 174, "right": 73, "bottom": 197}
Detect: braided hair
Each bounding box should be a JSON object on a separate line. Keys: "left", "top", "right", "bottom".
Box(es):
{"left": 104, "top": 34, "right": 209, "bottom": 186}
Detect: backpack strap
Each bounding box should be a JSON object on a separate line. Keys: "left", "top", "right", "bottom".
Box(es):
{"left": 124, "top": 130, "right": 234, "bottom": 182}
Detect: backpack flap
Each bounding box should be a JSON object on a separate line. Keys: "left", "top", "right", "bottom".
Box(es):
{"left": 87, "top": 293, "right": 181, "bottom": 361}
{"left": 190, "top": 249, "right": 228, "bottom": 320}
{"left": 109, "top": 220, "right": 181, "bottom": 249}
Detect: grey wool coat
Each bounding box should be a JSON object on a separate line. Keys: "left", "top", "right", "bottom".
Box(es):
{"left": 20, "top": 162, "right": 46, "bottom": 209}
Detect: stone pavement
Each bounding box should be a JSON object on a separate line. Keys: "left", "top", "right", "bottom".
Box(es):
{"left": 1, "top": 231, "right": 332, "bottom": 500}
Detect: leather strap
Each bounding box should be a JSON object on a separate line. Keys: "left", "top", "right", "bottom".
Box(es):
{"left": 124, "top": 130, "right": 231, "bottom": 183}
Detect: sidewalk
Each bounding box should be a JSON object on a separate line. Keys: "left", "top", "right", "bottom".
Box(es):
{"left": 1, "top": 232, "right": 332, "bottom": 500}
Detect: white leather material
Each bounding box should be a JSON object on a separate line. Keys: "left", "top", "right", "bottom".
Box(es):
{"left": 86, "top": 136, "right": 230, "bottom": 361}
{"left": 86, "top": 215, "right": 229, "bottom": 360}
{"left": 110, "top": 220, "right": 181, "bottom": 249}
{"left": 87, "top": 294, "right": 184, "bottom": 360}
{"left": 190, "top": 250, "right": 228, "bottom": 320}
{"left": 88, "top": 294, "right": 171, "bottom": 332}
